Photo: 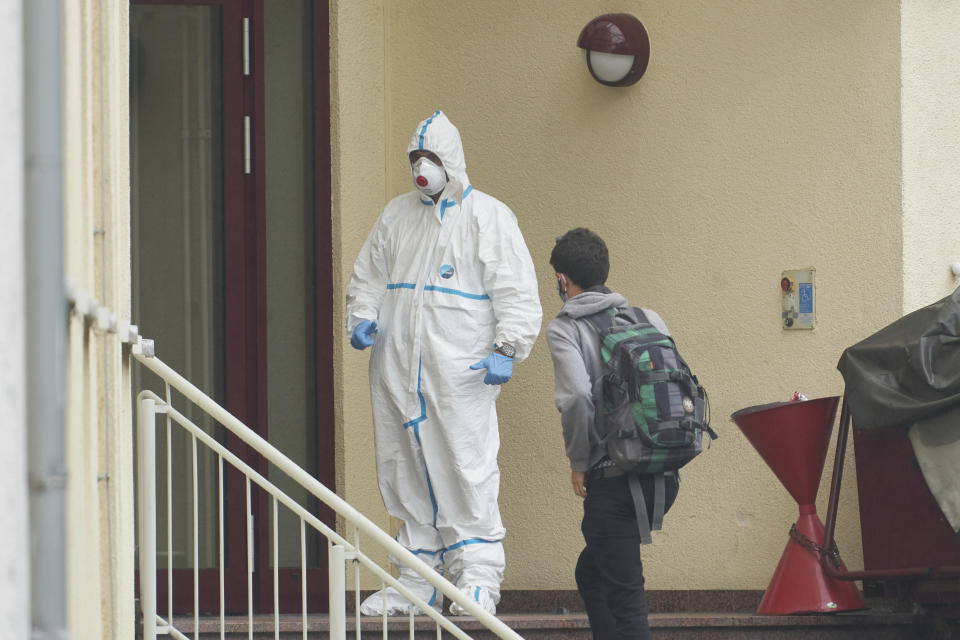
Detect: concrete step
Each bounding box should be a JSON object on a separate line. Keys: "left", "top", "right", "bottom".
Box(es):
{"left": 170, "top": 609, "right": 939, "bottom": 640}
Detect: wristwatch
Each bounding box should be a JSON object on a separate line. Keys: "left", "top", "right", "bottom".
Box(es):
{"left": 494, "top": 342, "right": 516, "bottom": 358}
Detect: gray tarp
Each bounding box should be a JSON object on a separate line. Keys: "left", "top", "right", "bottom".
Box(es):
{"left": 909, "top": 409, "right": 960, "bottom": 531}
{"left": 837, "top": 286, "right": 960, "bottom": 430}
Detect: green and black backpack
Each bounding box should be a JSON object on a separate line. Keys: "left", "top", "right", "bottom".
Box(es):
{"left": 587, "top": 306, "right": 717, "bottom": 543}
{"left": 587, "top": 306, "right": 717, "bottom": 475}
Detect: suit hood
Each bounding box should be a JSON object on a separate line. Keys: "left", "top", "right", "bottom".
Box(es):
{"left": 406, "top": 110, "right": 470, "bottom": 190}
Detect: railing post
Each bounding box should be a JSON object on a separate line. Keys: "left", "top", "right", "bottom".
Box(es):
{"left": 329, "top": 544, "right": 347, "bottom": 640}
{"left": 137, "top": 396, "right": 157, "bottom": 640}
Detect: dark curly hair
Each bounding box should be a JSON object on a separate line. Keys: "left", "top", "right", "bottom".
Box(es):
{"left": 549, "top": 228, "right": 609, "bottom": 289}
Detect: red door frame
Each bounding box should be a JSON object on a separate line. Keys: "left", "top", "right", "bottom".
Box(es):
{"left": 131, "top": 0, "right": 335, "bottom": 614}
{"left": 312, "top": 0, "right": 334, "bottom": 522}
{"left": 131, "top": 0, "right": 251, "bottom": 614}
{"left": 249, "top": 0, "right": 334, "bottom": 613}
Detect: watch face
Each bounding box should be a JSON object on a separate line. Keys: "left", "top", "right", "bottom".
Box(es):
{"left": 498, "top": 343, "right": 516, "bottom": 358}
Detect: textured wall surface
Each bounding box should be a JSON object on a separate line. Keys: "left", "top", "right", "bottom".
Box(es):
{"left": 901, "top": 0, "right": 960, "bottom": 312}
{"left": 333, "top": 1, "right": 903, "bottom": 590}
{"left": 330, "top": 0, "right": 394, "bottom": 540}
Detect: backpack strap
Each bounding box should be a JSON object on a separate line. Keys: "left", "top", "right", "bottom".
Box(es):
{"left": 652, "top": 473, "right": 666, "bottom": 531}
{"left": 627, "top": 471, "right": 671, "bottom": 546}
{"left": 627, "top": 473, "right": 653, "bottom": 545}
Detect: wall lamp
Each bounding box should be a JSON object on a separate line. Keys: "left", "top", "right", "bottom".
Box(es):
{"left": 577, "top": 13, "right": 650, "bottom": 87}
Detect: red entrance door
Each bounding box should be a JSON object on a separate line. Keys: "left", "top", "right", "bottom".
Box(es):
{"left": 131, "top": 0, "right": 334, "bottom": 615}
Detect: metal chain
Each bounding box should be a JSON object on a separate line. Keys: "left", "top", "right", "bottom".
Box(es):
{"left": 789, "top": 524, "right": 842, "bottom": 568}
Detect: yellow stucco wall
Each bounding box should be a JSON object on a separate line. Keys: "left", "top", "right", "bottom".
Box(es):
{"left": 334, "top": 1, "right": 904, "bottom": 591}
{"left": 901, "top": 0, "right": 960, "bottom": 312}
{"left": 330, "top": 0, "right": 393, "bottom": 534}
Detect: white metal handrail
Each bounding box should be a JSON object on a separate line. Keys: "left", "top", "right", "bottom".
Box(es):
{"left": 133, "top": 339, "right": 524, "bottom": 640}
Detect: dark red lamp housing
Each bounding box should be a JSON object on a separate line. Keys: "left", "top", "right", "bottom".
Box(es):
{"left": 577, "top": 13, "right": 650, "bottom": 87}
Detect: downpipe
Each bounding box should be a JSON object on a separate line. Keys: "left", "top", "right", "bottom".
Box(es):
{"left": 23, "top": 0, "right": 67, "bottom": 639}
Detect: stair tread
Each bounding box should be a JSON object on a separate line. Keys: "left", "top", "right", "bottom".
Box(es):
{"left": 176, "top": 610, "right": 926, "bottom": 632}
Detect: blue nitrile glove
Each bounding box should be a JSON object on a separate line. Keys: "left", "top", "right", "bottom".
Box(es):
{"left": 469, "top": 352, "right": 514, "bottom": 385}
{"left": 350, "top": 320, "right": 378, "bottom": 350}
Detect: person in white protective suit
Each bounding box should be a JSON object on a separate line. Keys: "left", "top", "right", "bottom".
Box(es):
{"left": 346, "top": 110, "right": 542, "bottom": 617}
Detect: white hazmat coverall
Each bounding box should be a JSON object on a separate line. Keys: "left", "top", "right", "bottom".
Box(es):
{"left": 346, "top": 111, "right": 542, "bottom": 615}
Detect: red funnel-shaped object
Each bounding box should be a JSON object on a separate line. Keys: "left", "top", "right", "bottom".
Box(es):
{"left": 734, "top": 397, "right": 838, "bottom": 506}
{"left": 732, "top": 397, "right": 864, "bottom": 615}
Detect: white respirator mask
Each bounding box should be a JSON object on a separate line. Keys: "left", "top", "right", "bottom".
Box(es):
{"left": 411, "top": 157, "right": 447, "bottom": 196}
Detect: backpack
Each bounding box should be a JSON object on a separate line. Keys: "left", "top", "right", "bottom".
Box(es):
{"left": 586, "top": 306, "right": 717, "bottom": 542}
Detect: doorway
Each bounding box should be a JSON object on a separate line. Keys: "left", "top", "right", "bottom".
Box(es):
{"left": 130, "top": 0, "right": 333, "bottom": 614}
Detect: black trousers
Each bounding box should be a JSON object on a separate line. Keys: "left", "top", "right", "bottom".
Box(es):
{"left": 576, "top": 473, "right": 679, "bottom": 640}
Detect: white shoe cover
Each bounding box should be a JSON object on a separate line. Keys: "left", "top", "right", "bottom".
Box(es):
{"left": 359, "top": 571, "right": 443, "bottom": 616}
{"left": 448, "top": 585, "right": 497, "bottom": 617}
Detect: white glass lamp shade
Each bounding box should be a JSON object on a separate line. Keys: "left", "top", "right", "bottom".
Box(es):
{"left": 582, "top": 49, "right": 636, "bottom": 84}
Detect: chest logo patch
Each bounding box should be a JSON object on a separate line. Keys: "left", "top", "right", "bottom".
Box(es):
{"left": 439, "top": 264, "right": 455, "bottom": 279}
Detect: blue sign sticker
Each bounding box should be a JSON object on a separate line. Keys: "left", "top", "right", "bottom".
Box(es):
{"left": 439, "top": 264, "right": 455, "bottom": 279}
{"left": 798, "top": 282, "right": 813, "bottom": 314}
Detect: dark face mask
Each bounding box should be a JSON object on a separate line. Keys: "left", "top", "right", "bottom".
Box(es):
{"left": 557, "top": 276, "right": 568, "bottom": 303}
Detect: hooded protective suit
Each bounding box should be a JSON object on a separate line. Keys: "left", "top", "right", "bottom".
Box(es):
{"left": 346, "top": 111, "right": 542, "bottom": 612}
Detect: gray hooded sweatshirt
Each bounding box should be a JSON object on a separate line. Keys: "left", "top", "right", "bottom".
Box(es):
{"left": 545, "top": 289, "right": 669, "bottom": 472}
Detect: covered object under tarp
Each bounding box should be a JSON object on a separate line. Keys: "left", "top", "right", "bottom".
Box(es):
{"left": 837, "top": 285, "right": 960, "bottom": 531}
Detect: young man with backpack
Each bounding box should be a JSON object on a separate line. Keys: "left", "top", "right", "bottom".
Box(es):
{"left": 546, "top": 228, "right": 713, "bottom": 640}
